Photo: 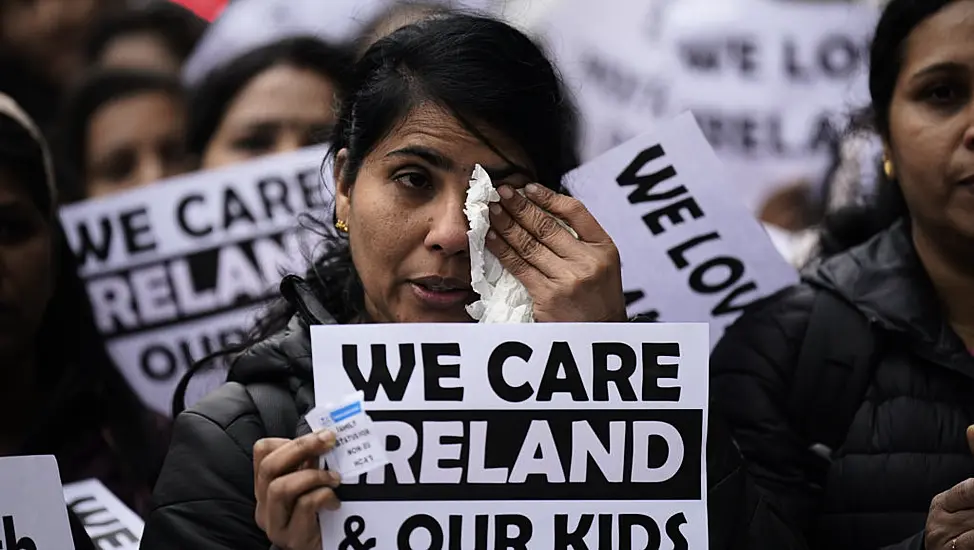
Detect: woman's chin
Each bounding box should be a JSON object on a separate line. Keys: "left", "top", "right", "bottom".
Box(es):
{"left": 398, "top": 302, "right": 476, "bottom": 323}
{"left": 411, "top": 308, "right": 476, "bottom": 323}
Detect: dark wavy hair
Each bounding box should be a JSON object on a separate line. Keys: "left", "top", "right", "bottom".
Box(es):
{"left": 186, "top": 37, "right": 354, "bottom": 159}
{"left": 0, "top": 115, "right": 166, "bottom": 488}
{"left": 172, "top": 13, "right": 580, "bottom": 414}
{"left": 817, "top": 0, "right": 952, "bottom": 256}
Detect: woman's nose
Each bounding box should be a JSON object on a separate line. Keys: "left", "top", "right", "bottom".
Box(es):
{"left": 137, "top": 154, "right": 165, "bottom": 187}
{"left": 425, "top": 194, "right": 471, "bottom": 256}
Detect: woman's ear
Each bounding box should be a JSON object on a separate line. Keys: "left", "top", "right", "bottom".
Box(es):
{"left": 334, "top": 148, "right": 352, "bottom": 223}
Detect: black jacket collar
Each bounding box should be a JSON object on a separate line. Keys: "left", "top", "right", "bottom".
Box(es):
{"left": 804, "top": 220, "right": 972, "bottom": 369}
{"left": 227, "top": 275, "right": 336, "bottom": 385}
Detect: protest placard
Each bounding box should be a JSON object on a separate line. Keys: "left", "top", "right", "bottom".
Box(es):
{"left": 59, "top": 146, "right": 332, "bottom": 415}
{"left": 538, "top": 0, "right": 675, "bottom": 161}
{"left": 311, "top": 322, "right": 709, "bottom": 550}
{"left": 0, "top": 456, "right": 76, "bottom": 550}
{"left": 64, "top": 479, "right": 143, "bottom": 550}
{"left": 659, "top": 0, "right": 877, "bottom": 212}
{"left": 564, "top": 112, "right": 798, "bottom": 345}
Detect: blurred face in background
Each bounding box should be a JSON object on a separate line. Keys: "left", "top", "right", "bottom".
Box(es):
{"left": 0, "top": 0, "right": 121, "bottom": 84}
{"left": 0, "top": 165, "right": 52, "bottom": 360}
{"left": 201, "top": 64, "right": 337, "bottom": 170}
{"left": 85, "top": 90, "right": 191, "bottom": 198}
{"left": 98, "top": 31, "right": 181, "bottom": 75}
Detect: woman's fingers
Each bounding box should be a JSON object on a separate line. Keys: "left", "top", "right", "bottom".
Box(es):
{"left": 254, "top": 431, "right": 335, "bottom": 503}
{"left": 264, "top": 469, "right": 341, "bottom": 534}
{"left": 942, "top": 479, "right": 974, "bottom": 514}
{"left": 955, "top": 529, "right": 974, "bottom": 549}
{"left": 488, "top": 202, "right": 566, "bottom": 278}
{"left": 253, "top": 438, "right": 291, "bottom": 499}
{"left": 518, "top": 183, "right": 610, "bottom": 244}
{"left": 485, "top": 228, "right": 548, "bottom": 287}
{"left": 493, "top": 185, "right": 579, "bottom": 258}
{"left": 281, "top": 486, "right": 343, "bottom": 549}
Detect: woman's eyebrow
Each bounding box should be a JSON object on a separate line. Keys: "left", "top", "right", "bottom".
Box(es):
{"left": 385, "top": 146, "right": 534, "bottom": 181}
{"left": 910, "top": 61, "right": 967, "bottom": 83}
{"left": 386, "top": 146, "right": 455, "bottom": 171}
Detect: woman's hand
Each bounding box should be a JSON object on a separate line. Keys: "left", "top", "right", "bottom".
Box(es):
{"left": 925, "top": 479, "right": 974, "bottom": 549}
{"left": 487, "top": 183, "right": 627, "bottom": 323}
{"left": 253, "top": 431, "right": 342, "bottom": 550}
{"left": 925, "top": 427, "right": 974, "bottom": 549}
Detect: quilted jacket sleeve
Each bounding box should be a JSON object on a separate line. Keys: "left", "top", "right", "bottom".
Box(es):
{"left": 141, "top": 383, "right": 272, "bottom": 550}
{"left": 707, "top": 285, "right": 824, "bottom": 550}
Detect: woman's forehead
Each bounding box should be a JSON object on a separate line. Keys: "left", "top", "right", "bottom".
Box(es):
{"left": 370, "top": 102, "right": 534, "bottom": 176}
{"left": 901, "top": 1, "right": 974, "bottom": 77}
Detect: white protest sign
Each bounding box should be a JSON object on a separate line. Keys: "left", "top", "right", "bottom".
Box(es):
{"left": 59, "top": 146, "right": 333, "bottom": 415}
{"left": 312, "top": 322, "right": 709, "bottom": 550}
{"left": 564, "top": 112, "right": 798, "bottom": 346}
{"left": 537, "top": 0, "right": 675, "bottom": 161}
{"left": 659, "top": 0, "right": 877, "bottom": 212}
{"left": 0, "top": 456, "right": 75, "bottom": 550}
{"left": 63, "top": 479, "right": 143, "bottom": 550}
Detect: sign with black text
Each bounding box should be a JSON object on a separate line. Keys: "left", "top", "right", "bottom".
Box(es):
{"left": 59, "top": 146, "right": 332, "bottom": 415}
{"left": 312, "top": 322, "right": 709, "bottom": 549}
{"left": 660, "top": 0, "right": 877, "bottom": 211}
{"left": 538, "top": 0, "right": 675, "bottom": 160}
{"left": 63, "top": 479, "right": 143, "bottom": 550}
{"left": 0, "top": 456, "right": 75, "bottom": 550}
{"left": 564, "top": 112, "right": 798, "bottom": 345}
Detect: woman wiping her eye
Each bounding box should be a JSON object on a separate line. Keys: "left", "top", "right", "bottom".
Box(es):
{"left": 140, "top": 13, "right": 630, "bottom": 550}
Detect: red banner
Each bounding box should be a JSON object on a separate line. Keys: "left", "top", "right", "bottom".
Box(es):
{"left": 169, "top": 0, "right": 229, "bottom": 22}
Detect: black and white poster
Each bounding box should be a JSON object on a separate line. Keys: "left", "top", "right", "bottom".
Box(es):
{"left": 311, "top": 322, "right": 709, "bottom": 549}
{"left": 564, "top": 112, "right": 798, "bottom": 345}
{"left": 0, "top": 456, "right": 76, "bottom": 550}
{"left": 64, "top": 479, "right": 143, "bottom": 550}
{"left": 59, "top": 146, "right": 332, "bottom": 415}
{"left": 659, "top": 0, "right": 877, "bottom": 212}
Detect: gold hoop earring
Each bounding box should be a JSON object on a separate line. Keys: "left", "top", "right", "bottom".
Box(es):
{"left": 883, "top": 157, "right": 895, "bottom": 180}
{"left": 335, "top": 219, "right": 349, "bottom": 233}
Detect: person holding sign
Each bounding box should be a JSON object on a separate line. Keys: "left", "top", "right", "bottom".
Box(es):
{"left": 711, "top": 1, "right": 974, "bottom": 548}
{"left": 142, "top": 14, "right": 629, "bottom": 550}
{"left": 188, "top": 37, "right": 353, "bottom": 170}
{"left": 0, "top": 94, "right": 170, "bottom": 517}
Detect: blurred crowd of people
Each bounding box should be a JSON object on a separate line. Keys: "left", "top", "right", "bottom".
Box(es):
{"left": 11, "top": 0, "right": 974, "bottom": 549}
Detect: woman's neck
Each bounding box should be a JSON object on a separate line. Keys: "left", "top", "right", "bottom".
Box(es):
{"left": 913, "top": 225, "right": 974, "bottom": 350}
{"left": 0, "top": 351, "right": 39, "bottom": 454}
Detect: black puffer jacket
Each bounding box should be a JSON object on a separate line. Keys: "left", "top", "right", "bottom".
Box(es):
{"left": 139, "top": 275, "right": 780, "bottom": 549}
{"left": 712, "top": 220, "right": 974, "bottom": 549}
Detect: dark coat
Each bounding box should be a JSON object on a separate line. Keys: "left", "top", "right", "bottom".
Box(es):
{"left": 711, "top": 220, "right": 974, "bottom": 549}
{"left": 140, "top": 289, "right": 318, "bottom": 549}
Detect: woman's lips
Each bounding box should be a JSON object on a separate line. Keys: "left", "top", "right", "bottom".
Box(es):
{"left": 409, "top": 282, "right": 475, "bottom": 309}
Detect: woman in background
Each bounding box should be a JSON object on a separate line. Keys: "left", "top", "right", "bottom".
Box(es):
{"left": 353, "top": 1, "right": 450, "bottom": 57}
{"left": 711, "top": 0, "right": 974, "bottom": 547}
{"left": 0, "top": 93, "right": 169, "bottom": 516}
{"left": 59, "top": 69, "right": 192, "bottom": 201}
{"left": 85, "top": 1, "right": 208, "bottom": 75}
{"left": 188, "top": 37, "right": 353, "bottom": 170}
{"left": 0, "top": 0, "right": 124, "bottom": 135}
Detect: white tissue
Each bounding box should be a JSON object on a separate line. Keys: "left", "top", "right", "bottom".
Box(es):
{"left": 464, "top": 165, "right": 535, "bottom": 323}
